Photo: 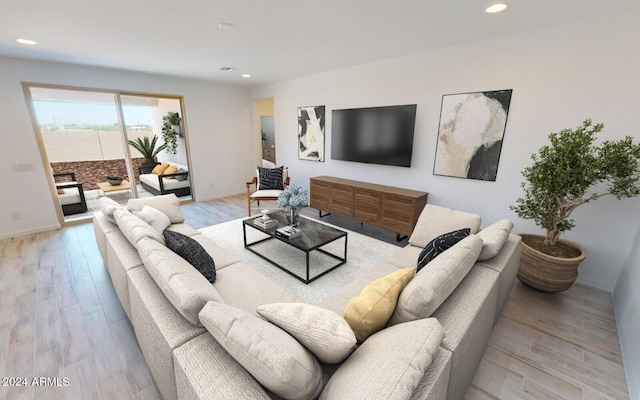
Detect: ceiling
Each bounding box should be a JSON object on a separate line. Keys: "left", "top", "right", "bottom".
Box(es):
{"left": 1, "top": 0, "right": 638, "bottom": 86}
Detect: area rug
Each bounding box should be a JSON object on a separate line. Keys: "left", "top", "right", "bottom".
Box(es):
{"left": 198, "top": 218, "right": 401, "bottom": 304}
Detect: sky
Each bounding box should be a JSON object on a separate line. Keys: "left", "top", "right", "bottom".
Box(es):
{"left": 33, "top": 101, "right": 151, "bottom": 126}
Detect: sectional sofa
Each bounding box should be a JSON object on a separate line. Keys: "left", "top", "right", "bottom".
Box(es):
{"left": 93, "top": 194, "right": 521, "bottom": 400}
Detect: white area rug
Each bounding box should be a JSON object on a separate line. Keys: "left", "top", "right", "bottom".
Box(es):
{"left": 198, "top": 218, "right": 401, "bottom": 304}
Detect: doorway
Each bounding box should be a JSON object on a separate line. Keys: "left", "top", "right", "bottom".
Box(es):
{"left": 24, "top": 84, "right": 192, "bottom": 225}
{"left": 253, "top": 98, "right": 275, "bottom": 166}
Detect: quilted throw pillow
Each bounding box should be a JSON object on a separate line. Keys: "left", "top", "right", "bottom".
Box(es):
{"left": 163, "top": 230, "right": 216, "bottom": 283}
{"left": 417, "top": 228, "right": 470, "bottom": 272}
{"left": 258, "top": 166, "right": 284, "bottom": 190}
{"left": 175, "top": 168, "right": 189, "bottom": 181}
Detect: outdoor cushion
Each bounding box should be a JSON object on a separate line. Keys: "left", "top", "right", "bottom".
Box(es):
{"left": 128, "top": 194, "right": 185, "bottom": 223}
{"left": 390, "top": 235, "right": 482, "bottom": 325}
{"left": 163, "top": 166, "right": 178, "bottom": 178}
{"left": 139, "top": 174, "right": 191, "bottom": 191}
{"left": 319, "top": 318, "right": 444, "bottom": 400}
{"left": 409, "top": 204, "right": 481, "bottom": 248}
{"left": 199, "top": 302, "right": 324, "bottom": 400}
{"left": 152, "top": 163, "right": 170, "bottom": 174}
{"left": 257, "top": 303, "right": 357, "bottom": 364}
{"left": 477, "top": 219, "right": 514, "bottom": 260}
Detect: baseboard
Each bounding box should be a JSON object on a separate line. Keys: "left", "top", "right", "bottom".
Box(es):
{"left": 0, "top": 224, "right": 61, "bottom": 240}
{"left": 197, "top": 191, "right": 245, "bottom": 202}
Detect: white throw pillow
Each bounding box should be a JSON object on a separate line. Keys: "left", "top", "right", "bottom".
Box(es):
{"left": 199, "top": 302, "right": 324, "bottom": 400}
{"left": 257, "top": 303, "right": 357, "bottom": 364}
{"left": 390, "top": 235, "right": 482, "bottom": 325}
{"left": 409, "top": 204, "right": 481, "bottom": 248}
{"left": 319, "top": 318, "right": 444, "bottom": 400}
{"left": 127, "top": 194, "right": 184, "bottom": 224}
{"left": 113, "top": 208, "right": 165, "bottom": 246}
{"left": 476, "top": 219, "right": 514, "bottom": 260}
{"left": 133, "top": 206, "right": 171, "bottom": 234}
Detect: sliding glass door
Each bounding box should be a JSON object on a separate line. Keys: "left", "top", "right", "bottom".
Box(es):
{"left": 25, "top": 85, "right": 191, "bottom": 224}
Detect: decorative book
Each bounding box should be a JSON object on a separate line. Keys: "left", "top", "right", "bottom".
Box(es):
{"left": 276, "top": 226, "right": 302, "bottom": 239}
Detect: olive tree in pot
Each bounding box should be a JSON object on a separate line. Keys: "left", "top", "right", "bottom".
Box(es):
{"left": 511, "top": 119, "right": 640, "bottom": 292}
{"left": 128, "top": 135, "right": 167, "bottom": 174}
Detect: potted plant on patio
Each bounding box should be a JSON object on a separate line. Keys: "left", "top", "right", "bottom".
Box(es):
{"left": 128, "top": 135, "right": 167, "bottom": 174}
{"left": 161, "top": 112, "right": 183, "bottom": 154}
{"left": 510, "top": 119, "right": 640, "bottom": 292}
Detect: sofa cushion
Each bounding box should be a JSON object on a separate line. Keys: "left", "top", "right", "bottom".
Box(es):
{"left": 477, "top": 219, "right": 514, "bottom": 260}
{"left": 164, "top": 230, "right": 216, "bottom": 283}
{"left": 199, "top": 302, "right": 324, "bottom": 400}
{"left": 319, "top": 318, "right": 444, "bottom": 400}
{"left": 343, "top": 267, "right": 415, "bottom": 343}
{"left": 417, "top": 228, "right": 470, "bottom": 272}
{"left": 409, "top": 204, "right": 481, "bottom": 248}
{"left": 163, "top": 166, "right": 178, "bottom": 178}
{"left": 152, "top": 163, "right": 170, "bottom": 174}
{"left": 390, "top": 235, "right": 483, "bottom": 325}
{"left": 99, "top": 196, "right": 124, "bottom": 223}
{"left": 166, "top": 223, "right": 200, "bottom": 237}
{"left": 257, "top": 303, "right": 357, "bottom": 364}
{"left": 132, "top": 205, "right": 171, "bottom": 234}
{"left": 128, "top": 194, "right": 185, "bottom": 224}
{"left": 137, "top": 237, "right": 224, "bottom": 326}
{"left": 114, "top": 208, "right": 165, "bottom": 246}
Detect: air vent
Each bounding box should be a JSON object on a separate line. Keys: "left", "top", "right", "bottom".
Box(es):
{"left": 218, "top": 66, "right": 235, "bottom": 72}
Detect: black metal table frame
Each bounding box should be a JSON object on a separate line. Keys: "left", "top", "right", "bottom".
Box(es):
{"left": 242, "top": 220, "right": 348, "bottom": 284}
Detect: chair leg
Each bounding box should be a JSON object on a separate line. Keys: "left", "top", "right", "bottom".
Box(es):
{"left": 248, "top": 199, "right": 252, "bottom": 216}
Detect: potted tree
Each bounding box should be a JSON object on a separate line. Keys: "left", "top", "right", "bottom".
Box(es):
{"left": 161, "top": 112, "right": 183, "bottom": 154}
{"left": 511, "top": 119, "right": 640, "bottom": 292}
{"left": 128, "top": 135, "right": 167, "bottom": 174}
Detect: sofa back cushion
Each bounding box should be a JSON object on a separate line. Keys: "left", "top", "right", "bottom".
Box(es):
{"left": 409, "top": 204, "right": 481, "bottom": 248}
{"left": 114, "top": 208, "right": 165, "bottom": 246}
{"left": 477, "top": 219, "right": 514, "bottom": 260}
{"left": 389, "top": 235, "right": 483, "bottom": 325}
{"left": 200, "top": 302, "right": 324, "bottom": 400}
{"left": 99, "top": 196, "right": 125, "bottom": 223}
{"left": 319, "top": 318, "right": 444, "bottom": 400}
{"left": 127, "top": 194, "right": 185, "bottom": 224}
{"left": 137, "top": 237, "right": 224, "bottom": 326}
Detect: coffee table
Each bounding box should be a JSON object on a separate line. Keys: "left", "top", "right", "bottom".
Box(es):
{"left": 97, "top": 180, "right": 131, "bottom": 197}
{"left": 243, "top": 211, "right": 347, "bottom": 284}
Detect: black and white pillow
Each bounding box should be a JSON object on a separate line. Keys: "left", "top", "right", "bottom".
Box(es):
{"left": 258, "top": 166, "right": 284, "bottom": 190}
{"left": 163, "top": 230, "right": 216, "bottom": 283}
{"left": 175, "top": 168, "right": 189, "bottom": 182}
{"left": 416, "top": 228, "right": 470, "bottom": 272}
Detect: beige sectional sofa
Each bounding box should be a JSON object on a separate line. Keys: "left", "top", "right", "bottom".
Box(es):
{"left": 93, "top": 194, "right": 521, "bottom": 400}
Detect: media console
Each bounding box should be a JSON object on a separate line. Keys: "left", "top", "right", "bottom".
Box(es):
{"left": 309, "top": 176, "right": 428, "bottom": 240}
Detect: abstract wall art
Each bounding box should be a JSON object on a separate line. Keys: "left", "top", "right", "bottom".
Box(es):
{"left": 433, "top": 89, "right": 513, "bottom": 181}
{"left": 298, "top": 105, "right": 325, "bottom": 162}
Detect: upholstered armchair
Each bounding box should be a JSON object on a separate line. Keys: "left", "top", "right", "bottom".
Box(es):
{"left": 54, "top": 172, "right": 88, "bottom": 216}
{"left": 246, "top": 165, "right": 290, "bottom": 216}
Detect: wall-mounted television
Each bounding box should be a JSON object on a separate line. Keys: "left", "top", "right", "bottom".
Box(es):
{"left": 331, "top": 104, "right": 417, "bottom": 167}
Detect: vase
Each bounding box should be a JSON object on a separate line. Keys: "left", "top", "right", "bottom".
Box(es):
{"left": 287, "top": 209, "right": 300, "bottom": 226}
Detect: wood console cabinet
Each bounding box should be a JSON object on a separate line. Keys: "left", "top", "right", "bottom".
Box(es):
{"left": 309, "top": 176, "right": 428, "bottom": 237}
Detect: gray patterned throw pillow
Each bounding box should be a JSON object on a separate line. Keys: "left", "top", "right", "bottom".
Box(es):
{"left": 258, "top": 166, "right": 284, "bottom": 190}
{"left": 163, "top": 230, "right": 216, "bottom": 283}
{"left": 417, "top": 228, "right": 470, "bottom": 272}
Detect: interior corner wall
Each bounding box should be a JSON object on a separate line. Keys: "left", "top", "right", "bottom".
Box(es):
{"left": 614, "top": 222, "right": 640, "bottom": 400}
{"left": 249, "top": 9, "right": 640, "bottom": 292}
{"left": 0, "top": 56, "right": 252, "bottom": 239}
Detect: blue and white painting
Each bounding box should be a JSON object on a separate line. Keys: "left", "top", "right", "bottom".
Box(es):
{"left": 433, "top": 89, "right": 513, "bottom": 181}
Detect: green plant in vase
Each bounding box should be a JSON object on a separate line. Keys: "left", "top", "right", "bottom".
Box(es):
{"left": 127, "top": 135, "right": 167, "bottom": 173}
{"left": 161, "top": 112, "right": 182, "bottom": 154}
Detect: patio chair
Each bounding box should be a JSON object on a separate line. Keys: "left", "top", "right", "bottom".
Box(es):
{"left": 54, "top": 172, "right": 88, "bottom": 216}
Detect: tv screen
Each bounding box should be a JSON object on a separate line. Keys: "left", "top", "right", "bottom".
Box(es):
{"left": 331, "top": 104, "right": 417, "bottom": 167}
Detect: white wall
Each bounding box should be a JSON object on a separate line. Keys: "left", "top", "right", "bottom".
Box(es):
{"left": 0, "top": 56, "right": 252, "bottom": 239}
{"left": 614, "top": 222, "right": 640, "bottom": 400}
{"left": 250, "top": 10, "right": 640, "bottom": 292}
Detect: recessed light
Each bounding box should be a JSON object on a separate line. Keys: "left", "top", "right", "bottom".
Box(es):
{"left": 242, "top": 74, "right": 251, "bottom": 78}
{"left": 218, "top": 23, "right": 234, "bottom": 30}
{"left": 16, "top": 38, "right": 37, "bottom": 45}
{"left": 218, "top": 66, "right": 235, "bottom": 72}
{"left": 486, "top": 3, "right": 507, "bottom": 13}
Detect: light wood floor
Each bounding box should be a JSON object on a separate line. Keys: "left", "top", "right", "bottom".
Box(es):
{"left": 0, "top": 195, "right": 629, "bottom": 399}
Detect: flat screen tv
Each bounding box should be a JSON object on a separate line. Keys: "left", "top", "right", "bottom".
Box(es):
{"left": 331, "top": 104, "right": 417, "bottom": 167}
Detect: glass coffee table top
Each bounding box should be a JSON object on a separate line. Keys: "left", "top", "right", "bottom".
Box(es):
{"left": 243, "top": 211, "right": 348, "bottom": 283}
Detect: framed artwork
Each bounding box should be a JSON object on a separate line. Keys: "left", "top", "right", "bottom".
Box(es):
{"left": 433, "top": 89, "right": 513, "bottom": 181}
{"left": 298, "top": 105, "right": 325, "bottom": 162}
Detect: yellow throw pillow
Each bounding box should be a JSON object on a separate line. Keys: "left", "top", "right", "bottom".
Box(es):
{"left": 344, "top": 267, "right": 415, "bottom": 343}
{"left": 163, "top": 166, "right": 178, "bottom": 178}
{"left": 151, "top": 163, "right": 170, "bottom": 174}
{"left": 57, "top": 188, "right": 65, "bottom": 195}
